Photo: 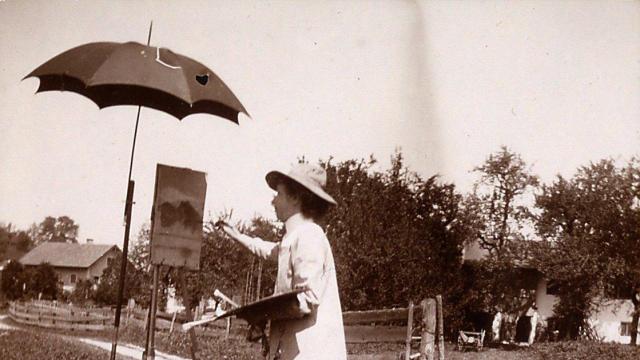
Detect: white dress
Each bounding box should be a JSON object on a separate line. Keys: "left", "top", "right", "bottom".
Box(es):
{"left": 238, "top": 213, "right": 347, "bottom": 360}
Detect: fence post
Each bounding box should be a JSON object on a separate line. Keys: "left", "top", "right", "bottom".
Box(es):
{"left": 169, "top": 311, "right": 178, "bottom": 335}
{"left": 419, "top": 298, "right": 436, "bottom": 360}
{"left": 405, "top": 301, "right": 415, "bottom": 360}
{"left": 436, "top": 295, "right": 444, "bottom": 360}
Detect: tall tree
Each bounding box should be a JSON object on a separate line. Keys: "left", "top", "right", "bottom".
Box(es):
{"left": 467, "top": 146, "right": 539, "bottom": 256}
{"left": 321, "top": 152, "right": 470, "bottom": 336}
{"left": 458, "top": 148, "right": 539, "bottom": 319}
{"left": 533, "top": 158, "right": 640, "bottom": 340}
{"left": 34, "top": 216, "right": 79, "bottom": 244}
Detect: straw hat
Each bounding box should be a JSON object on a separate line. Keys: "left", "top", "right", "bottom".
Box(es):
{"left": 265, "top": 163, "right": 337, "bottom": 205}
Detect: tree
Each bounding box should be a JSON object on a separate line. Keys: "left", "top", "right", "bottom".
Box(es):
{"left": 0, "top": 224, "right": 34, "bottom": 262}
{"left": 13, "top": 231, "right": 33, "bottom": 252}
{"left": 34, "top": 216, "right": 79, "bottom": 244}
{"left": 24, "top": 263, "right": 59, "bottom": 300}
{"left": 533, "top": 158, "right": 640, "bottom": 340}
{"left": 454, "top": 148, "right": 541, "bottom": 330}
{"left": 0, "top": 224, "right": 10, "bottom": 258}
{"left": 1, "top": 260, "right": 25, "bottom": 300}
{"left": 466, "top": 146, "right": 539, "bottom": 256}
{"left": 129, "top": 225, "right": 151, "bottom": 273}
{"left": 174, "top": 214, "right": 280, "bottom": 309}
{"left": 95, "top": 254, "right": 144, "bottom": 306}
{"left": 320, "top": 152, "right": 472, "bottom": 337}
{"left": 70, "top": 279, "right": 96, "bottom": 305}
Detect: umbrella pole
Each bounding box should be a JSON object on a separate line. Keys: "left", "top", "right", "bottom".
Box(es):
{"left": 110, "top": 107, "right": 142, "bottom": 360}
{"left": 111, "top": 21, "right": 152, "bottom": 360}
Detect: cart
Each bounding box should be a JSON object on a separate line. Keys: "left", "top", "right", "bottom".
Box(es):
{"left": 457, "top": 329, "right": 485, "bottom": 351}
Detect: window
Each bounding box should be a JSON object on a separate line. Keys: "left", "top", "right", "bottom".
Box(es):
{"left": 107, "top": 257, "right": 114, "bottom": 266}
{"left": 94, "top": 276, "right": 99, "bottom": 283}
{"left": 620, "top": 322, "right": 632, "bottom": 337}
{"left": 70, "top": 274, "right": 77, "bottom": 283}
{"left": 547, "top": 280, "right": 561, "bottom": 295}
{"left": 606, "top": 282, "right": 632, "bottom": 300}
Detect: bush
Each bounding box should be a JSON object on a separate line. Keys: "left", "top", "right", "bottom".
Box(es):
{"left": 0, "top": 261, "right": 24, "bottom": 300}
{"left": 69, "top": 279, "right": 95, "bottom": 306}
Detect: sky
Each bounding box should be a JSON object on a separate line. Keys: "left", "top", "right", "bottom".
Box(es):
{"left": 1, "top": 1, "right": 638, "bottom": 247}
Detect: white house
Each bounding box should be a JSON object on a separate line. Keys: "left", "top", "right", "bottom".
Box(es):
{"left": 463, "top": 241, "right": 639, "bottom": 343}
{"left": 20, "top": 241, "right": 121, "bottom": 292}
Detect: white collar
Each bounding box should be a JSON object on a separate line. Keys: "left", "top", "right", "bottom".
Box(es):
{"left": 284, "top": 213, "right": 308, "bottom": 234}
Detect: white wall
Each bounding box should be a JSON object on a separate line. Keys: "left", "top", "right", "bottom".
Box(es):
{"left": 536, "top": 278, "right": 638, "bottom": 343}
{"left": 535, "top": 278, "right": 558, "bottom": 321}
{"left": 590, "top": 299, "right": 637, "bottom": 343}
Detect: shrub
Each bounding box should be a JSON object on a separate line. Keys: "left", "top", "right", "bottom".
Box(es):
{"left": 0, "top": 260, "right": 24, "bottom": 300}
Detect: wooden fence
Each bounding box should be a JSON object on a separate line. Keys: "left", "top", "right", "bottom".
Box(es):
{"left": 344, "top": 296, "right": 445, "bottom": 360}
{"left": 9, "top": 296, "right": 446, "bottom": 359}
{"left": 8, "top": 300, "right": 113, "bottom": 331}
{"left": 8, "top": 300, "right": 225, "bottom": 335}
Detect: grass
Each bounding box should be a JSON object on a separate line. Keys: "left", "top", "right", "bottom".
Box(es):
{"left": 3, "top": 314, "right": 640, "bottom": 359}
{"left": 0, "top": 328, "right": 130, "bottom": 360}
{"left": 117, "top": 321, "right": 263, "bottom": 360}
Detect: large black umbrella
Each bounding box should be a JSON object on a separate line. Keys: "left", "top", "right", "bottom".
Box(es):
{"left": 24, "top": 32, "right": 249, "bottom": 360}
{"left": 25, "top": 41, "right": 248, "bottom": 121}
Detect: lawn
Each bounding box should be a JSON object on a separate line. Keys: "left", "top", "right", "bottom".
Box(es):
{"left": 0, "top": 329, "right": 130, "bottom": 360}
{"left": 2, "top": 314, "right": 640, "bottom": 360}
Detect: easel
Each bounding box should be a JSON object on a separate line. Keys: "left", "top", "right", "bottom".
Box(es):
{"left": 142, "top": 267, "right": 201, "bottom": 360}
{"left": 142, "top": 164, "right": 207, "bottom": 360}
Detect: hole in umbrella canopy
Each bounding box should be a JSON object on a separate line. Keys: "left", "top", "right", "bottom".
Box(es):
{"left": 196, "top": 74, "right": 209, "bottom": 85}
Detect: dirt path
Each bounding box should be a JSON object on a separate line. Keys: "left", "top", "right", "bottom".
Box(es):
{"left": 0, "top": 314, "right": 188, "bottom": 360}
{"left": 78, "top": 338, "right": 189, "bottom": 360}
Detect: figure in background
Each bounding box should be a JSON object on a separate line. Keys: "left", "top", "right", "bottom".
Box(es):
{"left": 526, "top": 303, "right": 539, "bottom": 345}
{"left": 491, "top": 307, "right": 502, "bottom": 342}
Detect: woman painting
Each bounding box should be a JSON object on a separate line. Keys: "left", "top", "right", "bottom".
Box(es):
{"left": 218, "top": 163, "right": 346, "bottom": 360}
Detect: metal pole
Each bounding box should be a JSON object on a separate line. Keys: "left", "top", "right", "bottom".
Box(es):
{"left": 109, "top": 21, "right": 153, "bottom": 360}
{"left": 110, "top": 180, "right": 135, "bottom": 360}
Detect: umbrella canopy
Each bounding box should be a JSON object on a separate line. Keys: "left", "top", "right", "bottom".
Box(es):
{"left": 24, "top": 41, "right": 248, "bottom": 122}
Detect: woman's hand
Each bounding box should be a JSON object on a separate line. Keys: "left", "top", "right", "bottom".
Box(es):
{"left": 215, "top": 220, "right": 242, "bottom": 241}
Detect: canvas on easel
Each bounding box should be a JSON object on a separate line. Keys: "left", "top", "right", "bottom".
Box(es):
{"left": 150, "top": 163, "right": 207, "bottom": 270}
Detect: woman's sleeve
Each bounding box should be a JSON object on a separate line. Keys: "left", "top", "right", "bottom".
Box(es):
{"left": 235, "top": 233, "right": 279, "bottom": 261}
{"left": 291, "top": 227, "right": 328, "bottom": 313}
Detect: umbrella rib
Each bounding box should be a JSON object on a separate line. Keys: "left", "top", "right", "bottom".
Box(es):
{"left": 155, "top": 47, "right": 181, "bottom": 70}
{"left": 178, "top": 66, "right": 195, "bottom": 106}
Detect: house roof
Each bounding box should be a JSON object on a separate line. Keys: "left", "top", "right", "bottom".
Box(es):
{"left": 19, "top": 242, "right": 119, "bottom": 268}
